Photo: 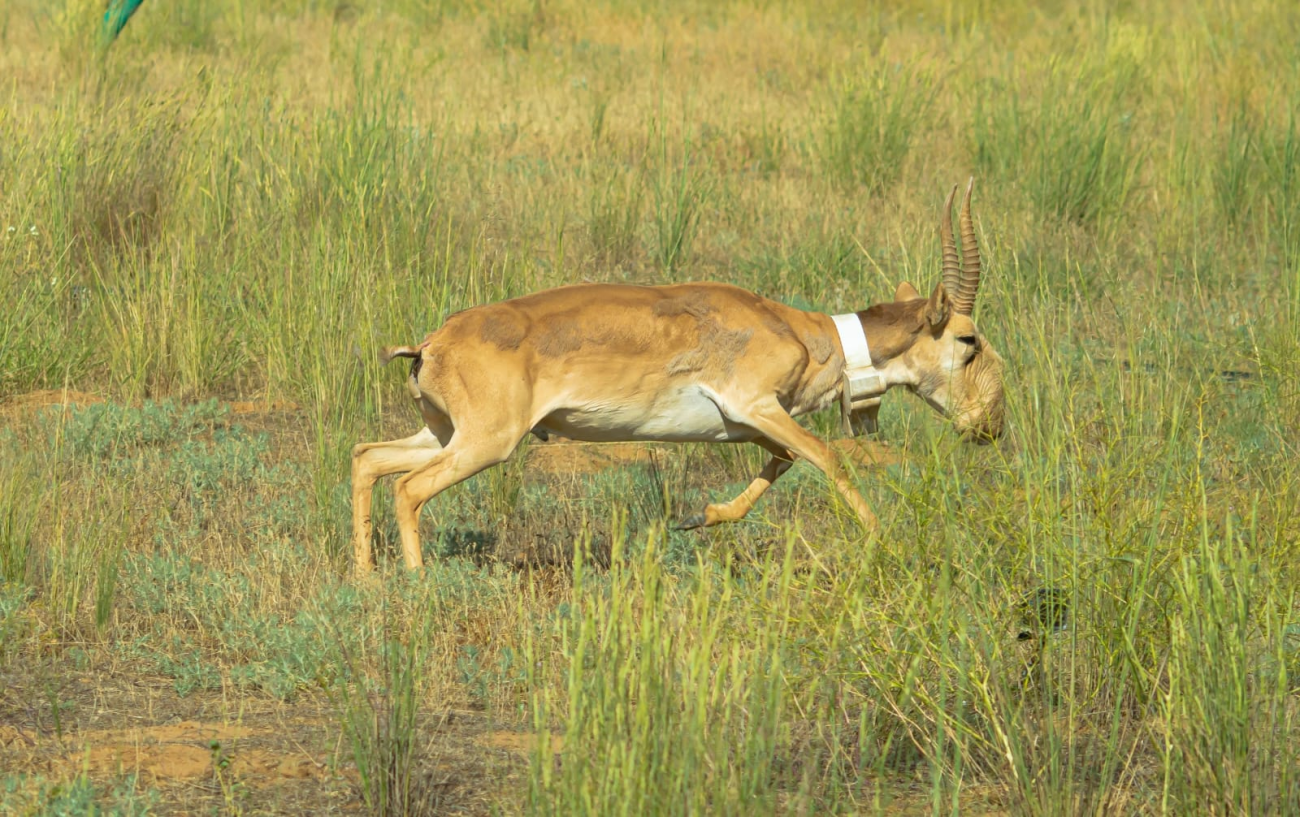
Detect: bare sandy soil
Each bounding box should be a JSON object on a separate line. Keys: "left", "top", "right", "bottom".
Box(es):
{"left": 1, "top": 657, "right": 548, "bottom": 813}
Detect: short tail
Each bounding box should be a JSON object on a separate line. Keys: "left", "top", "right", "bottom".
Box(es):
{"left": 379, "top": 343, "right": 427, "bottom": 366}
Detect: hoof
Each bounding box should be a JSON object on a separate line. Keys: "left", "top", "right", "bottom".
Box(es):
{"left": 674, "top": 512, "right": 707, "bottom": 531}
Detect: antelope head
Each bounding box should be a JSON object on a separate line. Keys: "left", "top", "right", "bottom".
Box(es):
{"left": 889, "top": 180, "right": 1005, "bottom": 441}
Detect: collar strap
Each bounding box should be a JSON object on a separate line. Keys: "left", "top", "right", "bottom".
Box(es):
{"left": 831, "top": 312, "right": 887, "bottom": 436}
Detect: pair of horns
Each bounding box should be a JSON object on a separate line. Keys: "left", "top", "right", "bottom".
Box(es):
{"left": 938, "top": 178, "right": 982, "bottom": 316}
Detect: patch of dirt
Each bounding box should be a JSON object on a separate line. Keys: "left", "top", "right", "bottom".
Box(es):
{"left": 49, "top": 720, "right": 331, "bottom": 786}
{"left": 66, "top": 742, "right": 214, "bottom": 782}
{"left": 0, "top": 388, "right": 104, "bottom": 418}
{"left": 526, "top": 441, "right": 659, "bottom": 475}
{"left": 0, "top": 724, "right": 36, "bottom": 749}
{"left": 476, "top": 730, "right": 563, "bottom": 758}
{"left": 229, "top": 749, "right": 325, "bottom": 781}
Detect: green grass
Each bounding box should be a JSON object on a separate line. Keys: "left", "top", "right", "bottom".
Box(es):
{"left": 2, "top": 0, "right": 1300, "bottom": 813}
{"left": 333, "top": 612, "right": 441, "bottom": 817}
{"left": 971, "top": 42, "right": 1143, "bottom": 229}
{"left": 819, "top": 63, "right": 935, "bottom": 198}
{"left": 1, "top": 771, "right": 158, "bottom": 816}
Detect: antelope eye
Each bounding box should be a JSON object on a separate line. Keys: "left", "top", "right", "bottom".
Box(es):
{"left": 956, "top": 335, "right": 977, "bottom": 346}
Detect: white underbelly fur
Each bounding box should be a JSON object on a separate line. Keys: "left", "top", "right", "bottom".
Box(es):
{"left": 535, "top": 385, "right": 751, "bottom": 443}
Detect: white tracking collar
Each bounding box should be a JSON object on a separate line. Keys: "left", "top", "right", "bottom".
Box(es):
{"left": 831, "top": 312, "right": 887, "bottom": 436}
{"left": 831, "top": 313, "right": 885, "bottom": 399}
{"left": 831, "top": 313, "right": 872, "bottom": 371}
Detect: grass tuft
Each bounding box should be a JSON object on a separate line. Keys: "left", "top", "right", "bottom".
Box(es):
{"left": 972, "top": 54, "right": 1142, "bottom": 227}
{"left": 336, "top": 629, "right": 443, "bottom": 816}
{"left": 818, "top": 64, "right": 934, "bottom": 197}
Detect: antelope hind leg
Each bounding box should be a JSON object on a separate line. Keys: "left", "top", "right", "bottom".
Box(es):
{"left": 351, "top": 427, "right": 443, "bottom": 576}
{"left": 392, "top": 424, "right": 531, "bottom": 571}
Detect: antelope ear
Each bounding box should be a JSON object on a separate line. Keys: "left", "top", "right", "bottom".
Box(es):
{"left": 895, "top": 281, "right": 921, "bottom": 301}
{"left": 925, "top": 282, "right": 951, "bottom": 330}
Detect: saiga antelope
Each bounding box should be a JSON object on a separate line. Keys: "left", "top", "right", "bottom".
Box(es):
{"left": 351, "top": 180, "right": 1005, "bottom": 575}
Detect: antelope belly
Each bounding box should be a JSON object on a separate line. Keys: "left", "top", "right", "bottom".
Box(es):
{"left": 537, "top": 387, "right": 751, "bottom": 443}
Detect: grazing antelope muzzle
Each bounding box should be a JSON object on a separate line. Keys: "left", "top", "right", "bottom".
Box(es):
{"left": 350, "top": 179, "right": 1005, "bottom": 575}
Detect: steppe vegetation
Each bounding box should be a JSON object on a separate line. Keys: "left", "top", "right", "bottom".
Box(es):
{"left": 1, "top": 0, "right": 1298, "bottom": 813}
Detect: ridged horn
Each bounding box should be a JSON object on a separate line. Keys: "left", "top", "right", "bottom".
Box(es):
{"left": 939, "top": 184, "right": 960, "bottom": 302}
{"left": 955, "top": 177, "right": 981, "bottom": 316}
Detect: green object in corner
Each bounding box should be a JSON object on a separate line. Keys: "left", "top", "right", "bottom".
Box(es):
{"left": 102, "top": 0, "right": 145, "bottom": 44}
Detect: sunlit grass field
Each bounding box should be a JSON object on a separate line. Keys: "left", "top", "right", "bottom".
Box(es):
{"left": 2, "top": 0, "right": 1299, "bottom": 813}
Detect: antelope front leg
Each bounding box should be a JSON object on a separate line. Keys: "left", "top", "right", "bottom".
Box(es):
{"left": 351, "top": 428, "right": 442, "bottom": 577}
{"left": 676, "top": 439, "right": 794, "bottom": 530}
{"left": 736, "top": 401, "right": 880, "bottom": 532}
